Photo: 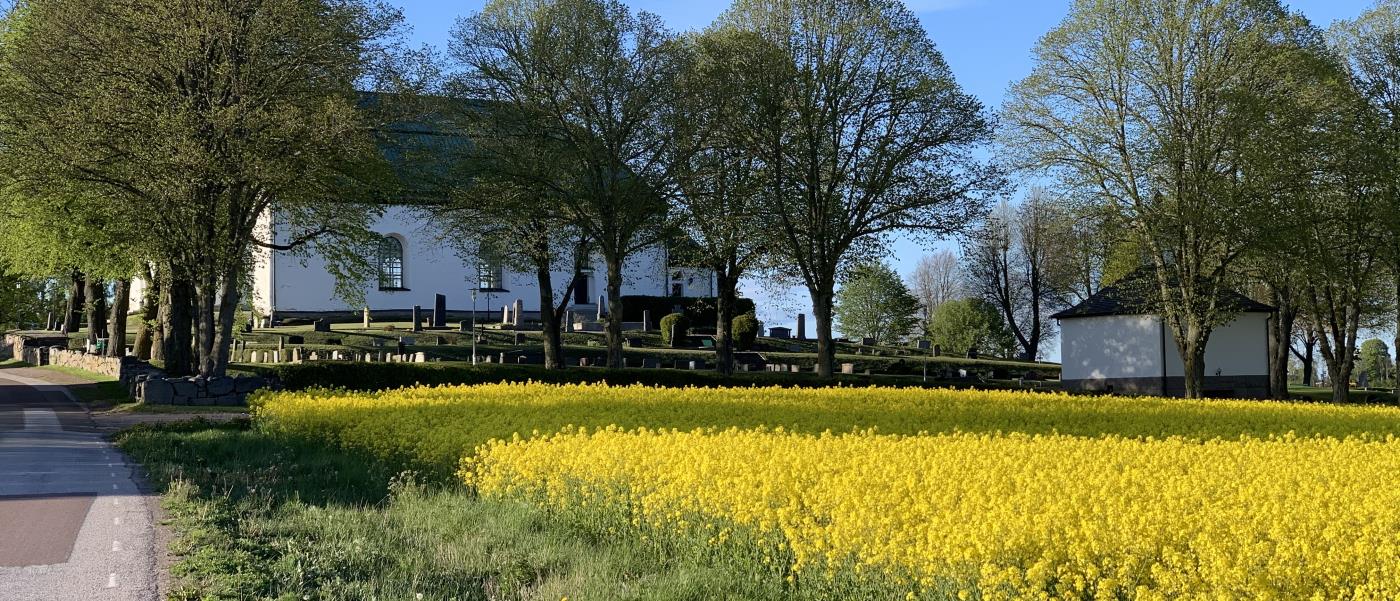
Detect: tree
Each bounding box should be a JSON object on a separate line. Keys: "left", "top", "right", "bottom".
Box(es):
{"left": 1358, "top": 338, "right": 1395, "bottom": 387}
{"left": 720, "top": 0, "right": 1000, "bottom": 377}
{"left": 910, "top": 250, "right": 961, "bottom": 331}
{"left": 665, "top": 28, "right": 771, "bottom": 375}
{"left": 833, "top": 262, "right": 921, "bottom": 344}
{"left": 0, "top": 0, "right": 405, "bottom": 376}
{"left": 962, "top": 189, "right": 1071, "bottom": 360}
{"left": 1331, "top": 0, "right": 1400, "bottom": 385}
{"left": 454, "top": 0, "right": 684, "bottom": 370}
{"left": 1291, "top": 312, "right": 1321, "bottom": 386}
{"left": 1003, "top": 0, "right": 1325, "bottom": 397}
{"left": 925, "top": 298, "right": 1014, "bottom": 358}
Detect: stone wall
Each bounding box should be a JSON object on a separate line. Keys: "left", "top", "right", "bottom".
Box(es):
{"left": 48, "top": 348, "right": 126, "bottom": 378}
{"left": 135, "top": 375, "right": 271, "bottom": 407}
{"left": 2, "top": 332, "right": 70, "bottom": 364}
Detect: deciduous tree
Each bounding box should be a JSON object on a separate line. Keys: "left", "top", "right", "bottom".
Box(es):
{"left": 720, "top": 0, "right": 1000, "bottom": 377}
{"left": 833, "top": 261, "right": 921, "bottom": 344}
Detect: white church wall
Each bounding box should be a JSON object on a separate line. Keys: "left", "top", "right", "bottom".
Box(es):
{"left": 1060, "top": 314, "right": 1165, "bottom": 382}
{"left": 259, "top": 206, "right": 681, "bottom": 315}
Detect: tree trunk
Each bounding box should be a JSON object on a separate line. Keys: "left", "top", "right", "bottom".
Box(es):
{"left": 62, "top": 270, "right": 84, "bottom": 334}
{"left": 84, "top": 278, "right": 105, "bottom": 349}
{"left": 1266, "top": 288, "right": 1297, "bottom": 400}
{"left": 194, "top": 275, "right": 218, "bottom": 375}
{"left": 208, "top": 275, "right": 239, "bottom": 377}
{"left": 604, "top": 254, "right": 625, "bottom": 369}
{"left": 1175, "top": 319, "right": 1210, "bottom": 399}
{"left": 1329, "top": 356, "right": 1353, "bottom": 404}
{"left": 811, "top": 284, "right": 836, "bottom": 378}
{"left": 133, "top": 275, "right": 160, "bottom": 360}
{"left": 106, "top": 279, "right": 130, "bottom": 358}
{"left": 159, "top": 278, "right": 194, "bottom": 376}
{"left": 714, "top": 267, "right": 737, "bottom": 376}
{"left": 537, "top": 264, "right": 565, "bottom": 370}
{"left": 1394, "top": 272, "right": 1399, "bottom": 382}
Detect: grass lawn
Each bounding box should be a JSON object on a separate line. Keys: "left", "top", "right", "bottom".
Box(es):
{"left": 117, "top": 420, "right": 895, "bottom": 601}
{"left": 33, "top": 364, "right": 132, "bottom": 404}
{"left": 1289, "top": 385, "right": 1397, "bottom": 404}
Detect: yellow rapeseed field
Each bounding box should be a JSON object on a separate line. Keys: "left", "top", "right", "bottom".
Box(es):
{"left": 254, "top": 382, "right": 1400, "bottom": 598}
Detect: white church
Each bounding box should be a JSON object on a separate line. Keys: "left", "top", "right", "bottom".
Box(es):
{"left": 244, "top": 206, "right": 717, "bottom": 323}
{"left": 1054, "top": 270, "right": 1274, "bottom": 398}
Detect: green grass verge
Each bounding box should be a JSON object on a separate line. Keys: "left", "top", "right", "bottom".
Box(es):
{"left": 117, "top": 420, "right": 906, "bottom": 601}
{"left": 38, "top": 364, "right": 119, "bottom": 382}
{"left": 1289, "top": 385, "right": 1398, "bottom": 404}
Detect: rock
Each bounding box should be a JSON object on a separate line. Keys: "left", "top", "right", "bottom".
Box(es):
{"left": 142, "top": 379, "right": 174, "bottom": 405}
{"left": 170, "top": 379, "right": 197, "bottom": 398}
{"left": 206, "top": 377, "right": 235, "bottom": 396}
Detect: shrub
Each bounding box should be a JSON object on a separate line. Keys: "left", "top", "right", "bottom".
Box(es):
{"left": 732, "top": 313, "right": 759, "bottom": 351}
{"left": 659, "top": 313, "right": 690, "bottom": 347}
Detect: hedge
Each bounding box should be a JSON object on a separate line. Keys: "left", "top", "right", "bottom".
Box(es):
{"left": 242, "top": 361, "right": 1022, "bottom": 393}
{"left": 621, "top": 295, "right": 756, "bottom": 326}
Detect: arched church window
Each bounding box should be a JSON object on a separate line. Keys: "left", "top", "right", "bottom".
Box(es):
{"left": 378, "top": 235, "right": 405, "bottom": 290}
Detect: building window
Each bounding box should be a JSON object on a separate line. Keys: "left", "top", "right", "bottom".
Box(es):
{"left": 378, "top": 235, "right": 405, "bottom": 290}
{"left": 477, "top": 257, "right": 504, "bottom": 291}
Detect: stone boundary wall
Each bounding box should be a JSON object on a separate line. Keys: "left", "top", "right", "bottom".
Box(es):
{"left": 2, "top": 332, "right": 70, "bottom": 364}
{"left": 135, "top": 375, "right": 272, "bottom": 406}
{"left": 48, "top": 348, "right": 126, "bottom": 378}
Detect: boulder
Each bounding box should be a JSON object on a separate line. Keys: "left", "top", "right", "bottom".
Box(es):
{"left": 206, "top": 377, "right": 236, "bottom": 396}
{"left": 142, "top": 378, "right": 175, "bottom": 405}
{"left": 170, "top": 378, "right": 198, "bottom": 398}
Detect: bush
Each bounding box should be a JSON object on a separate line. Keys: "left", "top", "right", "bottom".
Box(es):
{"left": 732, "top": 313, "right": 759, "bottom": 351}
{"left": 659, "top": 313, "right": 690, "bottom": 347}
{"left": 622, "top": 295, "right": 757, "bottom": 326}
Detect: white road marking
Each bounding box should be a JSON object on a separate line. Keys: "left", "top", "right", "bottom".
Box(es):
{"left": 106, "top": 573, "right": 116, "bottom": 588}
{"left": 112, "top": 540, "right": 122, "bottom": 552}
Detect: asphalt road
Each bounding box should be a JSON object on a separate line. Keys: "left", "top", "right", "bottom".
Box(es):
{"left": 0, "top": 370, "right": 157, "bottom": 600}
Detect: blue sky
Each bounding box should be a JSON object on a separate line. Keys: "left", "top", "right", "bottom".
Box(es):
{"left": 393, "top": 0, "right": 1381, "bottom": 350}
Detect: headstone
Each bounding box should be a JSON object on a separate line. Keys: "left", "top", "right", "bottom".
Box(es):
{"left": 597, "top": 295, "right": 606, "bottom": 320}
{"left": 917, "top": 340, "right": 931, "bottom": 350}
{"left": 512, "top": 299, "right": 523, "bottom": 326}
{"left": 499, "top": 352, "right": 507, "bottom": 364}
{"left": 768, "top": 326, "right": 791, "bottom": 339}
{"left": 433, "top": 294, "right": 447, "bottom": 328}
{"left": 841, "top": 363, "right": 854, "bottom": 374}
{"left": 796, "top": 314, "right": 806, "bottom": 340}
{"left": 580, "top": 357, "right": 589, "bottom": 367}
{"left": 363, "top": 308, "right": 372, "bottom": 329}
{"left": 459, "top": 321, "right": 470, "bottom": 332}
{"left": 399, "top": 336, "right": 415, "bottom": 347}
{"left": 241, "top": 321, "right": 253, "bottom": 334}
{"left": 932, "top": 344, "right": 941, "bottom": 357}
{"left": 313, "top": 319, "right": 331, "bottom": 333}
{"left": 861, "top": 337, "right": 877, "bottom": 346}
{"left": 502, "top": 305, "right": 510, "bottom": 324}
{"left": 642, "top": 309, "right": 652, "bottom": 332}
{"left": 790, "top": 364, "right": 800, "bottom": 373}
{"left": 513, "top": 332, "right": 526, "bottom": 344}
{"left": 414, "top": 352, "right": 427, "bottom": 363}
{"left": 412, "top": 306, "right": 423, "bottom": 332}
{"left": 643, "top": 358, "right": 658, "bottom": 369}
{"left": 278, "top": 338, "right": 285, "bottom": 351}
{"left": 967, "top": 347, "right": 978, "bottom": 360}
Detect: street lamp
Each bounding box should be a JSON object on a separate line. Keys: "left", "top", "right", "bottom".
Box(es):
{"left": 472, "top": 260, "right": 509, "bottom": 365}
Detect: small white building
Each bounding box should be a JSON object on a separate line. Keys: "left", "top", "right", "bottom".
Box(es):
{"left": 1054, "top": 273, "right": 1274, "bottom": 398}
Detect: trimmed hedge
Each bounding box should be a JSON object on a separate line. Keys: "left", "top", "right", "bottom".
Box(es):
{"left": 622, "top": 295, "right": 756, "bottom": 326}
{"left": 659, "top": 313, "right": 689, "bottom": 347}
{"left": 732, "top": 313, "right": 759, "bottom": 351}
{"left": 242, "top": 361, "right": 1029, "bottom": 393}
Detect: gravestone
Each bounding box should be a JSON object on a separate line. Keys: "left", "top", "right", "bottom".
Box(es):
{"left": 414, "top": 352, "right": 427, "bottom": 363}
{"left": 398, "top": 336, "right": 415, "bottom": 346}
{"left": 861, "top": 337, "right": 876, "bottom": 346}
{"left": 363, "top": 308, "right": 371, "bottom": 329}
{"left": 597, "top": 296, "right": 606, "bottom": 320}
{"left": 967, "top": 347, "right": 978, "bottom": 360}
{"left": 513, "top": 332, "right": 526, "bottom": 344}
{"left": 642, "top": 309, "right": 652, "bottom": 331}
{"left": 796, "top": 314, "right": 806, "bottom": 340}
{"left": 512, "top": 299, "right": 523, "bottom": 326}
{"left": 433, "top": 294, "right": 447, "bottom": 328}
{"left": 932, "top": 344, "right": 941, "bottom": 357}
{"left": 411, "top": 306, "right": 423, "bottom": 332}
{"left": 313, "top": 319, "right": 331, "bottom": 333}
{"left": 459, "top": 321, "right": 470, "bottom": 332}
{"left": 841, "top": 363, "right": 854, "bottom": 374}
{"left": 241, "top": 321, "right": 253, "bottom": 334}
{"left": 502, "top": 305, "right": 510, "bottom": 324}
{"left": 768, "top": 326, "right": 791, "bottom": 340}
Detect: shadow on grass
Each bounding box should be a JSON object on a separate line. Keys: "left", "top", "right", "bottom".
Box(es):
{"left": 116, "top": 420, "right": 889, "bottom": 601}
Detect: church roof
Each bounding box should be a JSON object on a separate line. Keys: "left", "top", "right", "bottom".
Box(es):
{"left": 1052, "top": 268, "right": 1274, "bottom": 319}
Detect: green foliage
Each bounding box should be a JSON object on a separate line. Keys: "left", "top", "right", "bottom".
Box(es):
{"left": 1358, "top": 339, "right": 1396, "bottom": 387}
{"left": 732, "top": 313, "right": 760, "bottom": 351}
{"left": 834, "top": 262, "right": 922, "bottom": 343}
{"left": 622, "top": 295, "right": 756, "bottom": 327}
{"left": 925, "top": 298, "right": 1015, "bottom": 358}
{"left": 660, "top": 312, "right": 690, "bottom": 347}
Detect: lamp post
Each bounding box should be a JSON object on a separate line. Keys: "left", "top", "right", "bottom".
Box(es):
{"left": 470, "top": 288, "right": 478, "bottom": 365}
